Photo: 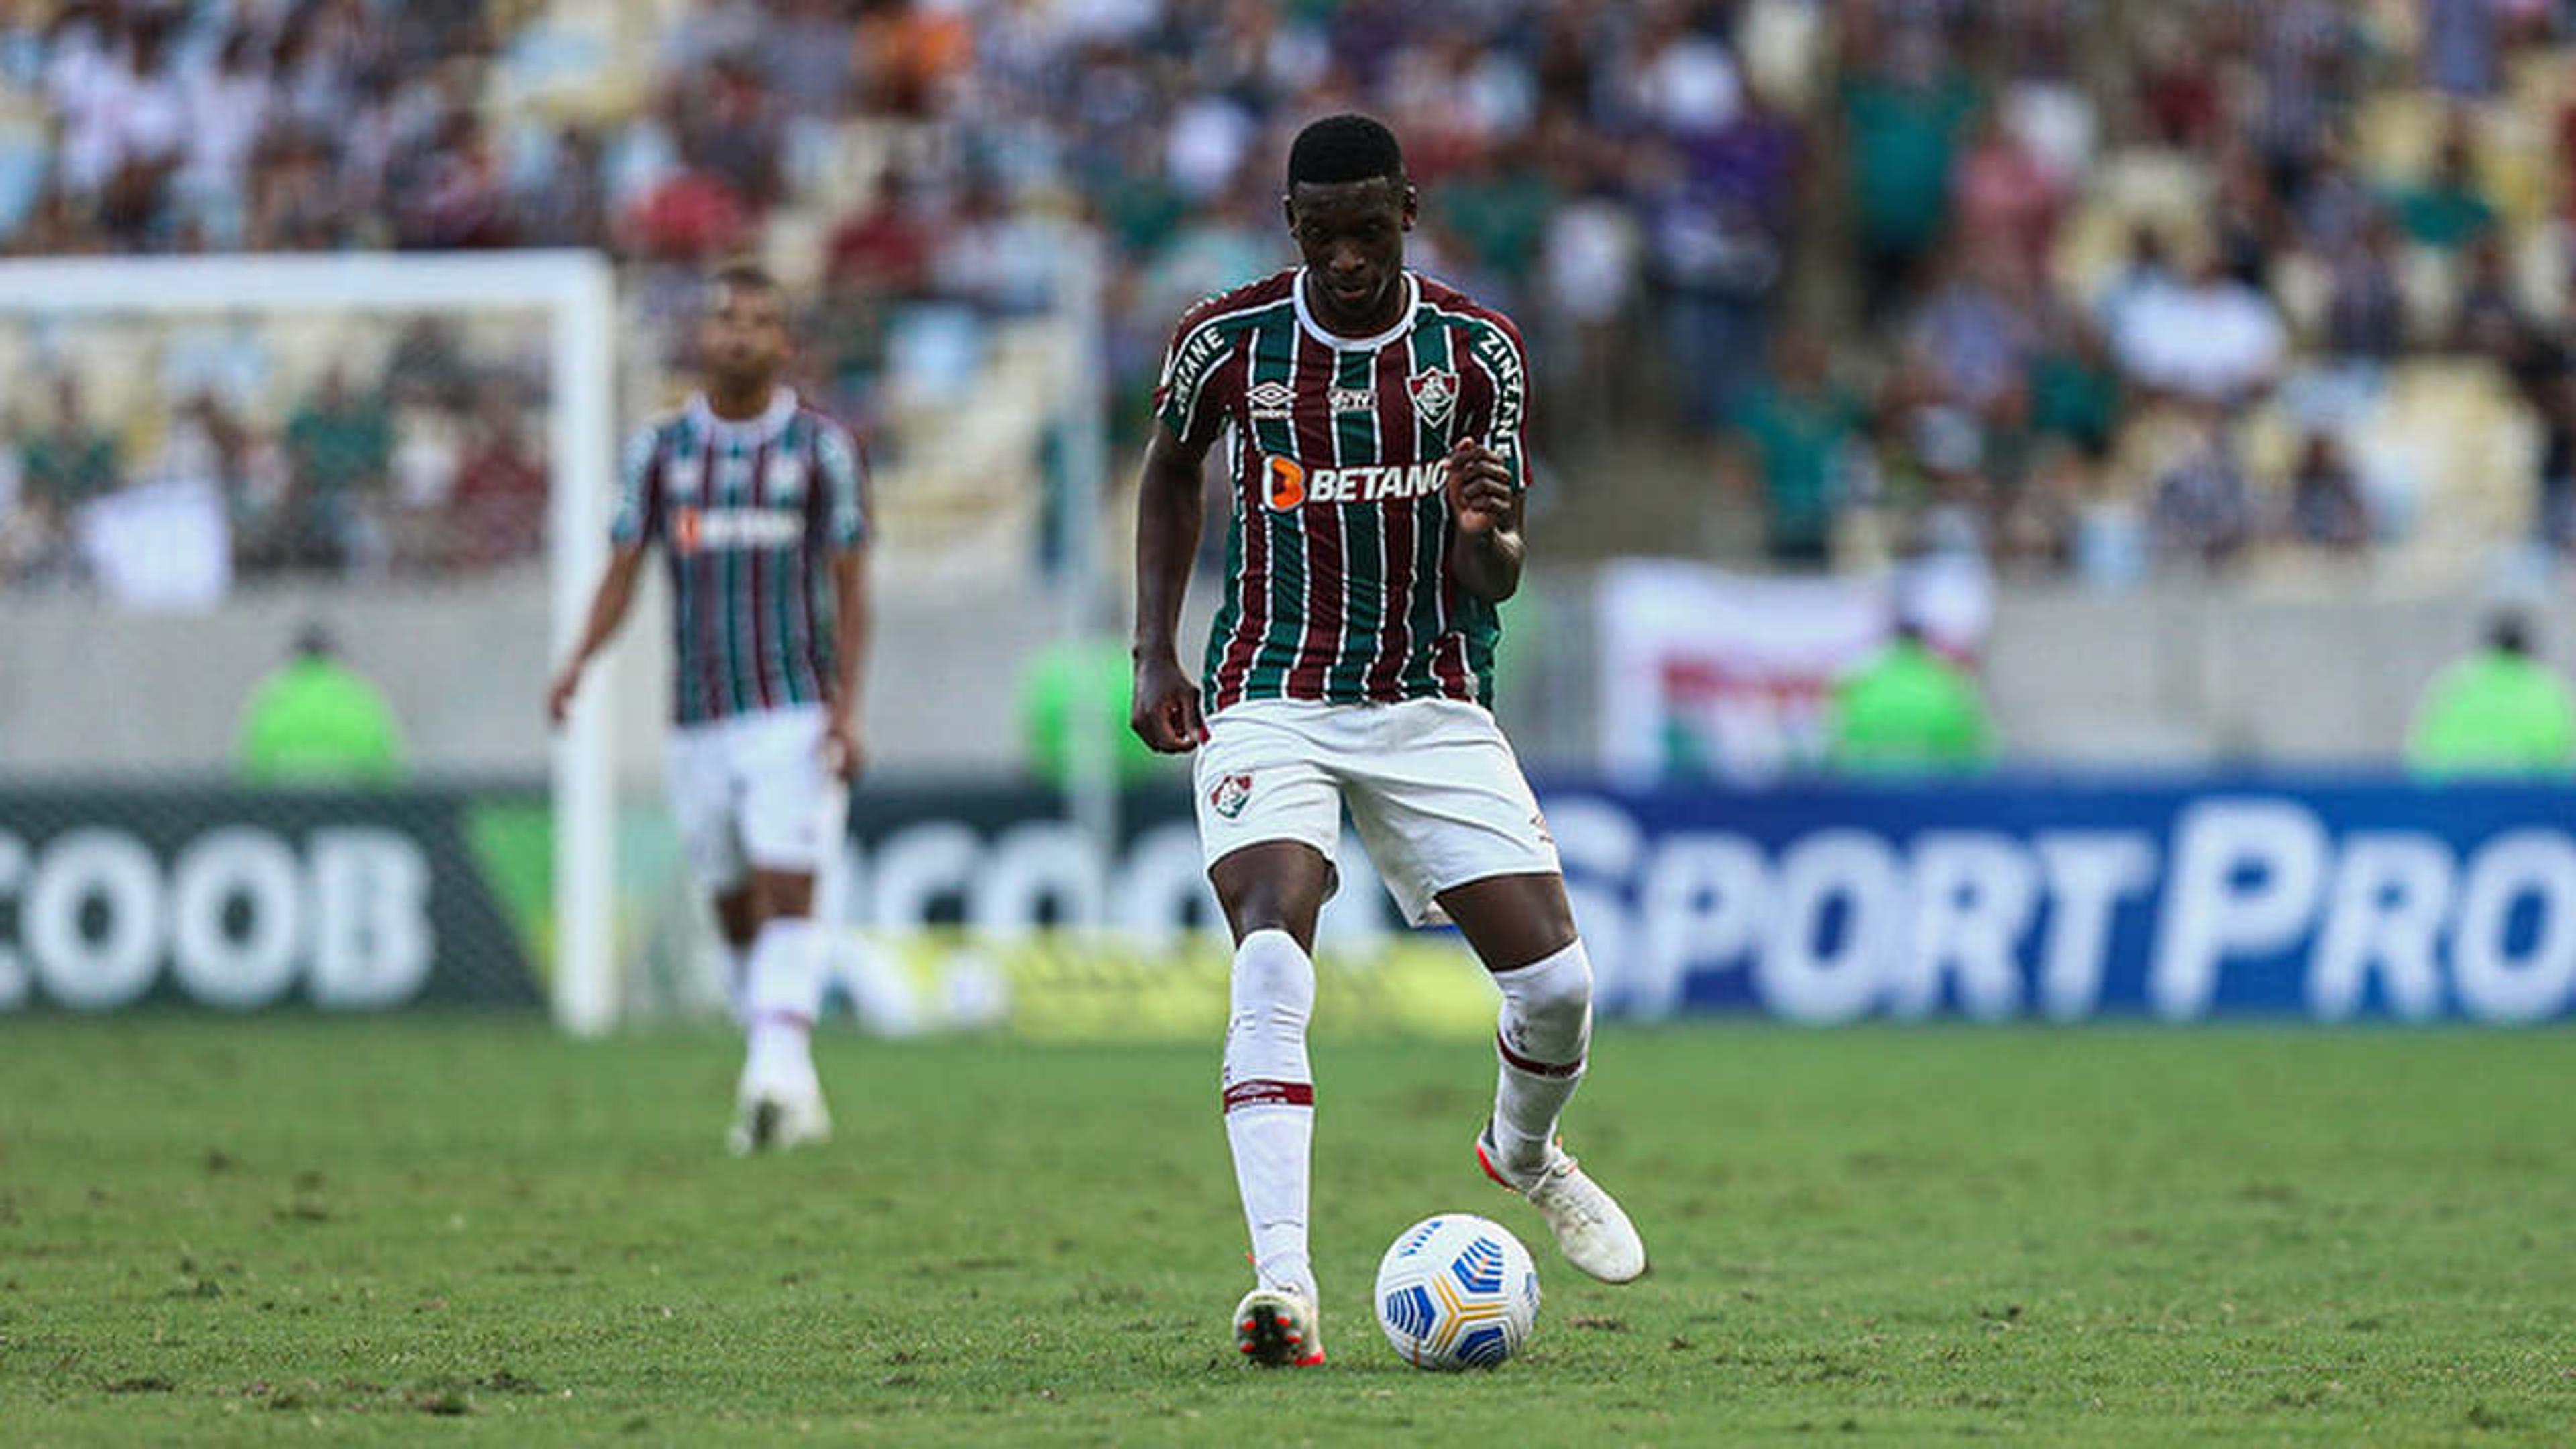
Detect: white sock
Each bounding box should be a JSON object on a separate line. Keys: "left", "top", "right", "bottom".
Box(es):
{"left": 1489, "top": 940, "right": 1592, "bottom": 1181}
{"left": 1222, "top": 929, "right": 1316, "bottom": 1303}
{"left": 742, "top": 916, "right": 824, "bottom": 1100}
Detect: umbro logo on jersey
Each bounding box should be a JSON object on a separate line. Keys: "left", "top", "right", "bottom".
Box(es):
{"left": 1408, "top": 368, "right": 1458, "bottom": 428}
{"left": 1210, "top": 773, "right": 1254, "bottom": 820}
{"left": 1248, "top": 380, "right": 1295, "bottom": 420}
{"left": 1330, "top": 386, "right": 1375, "bottom": 413}
{"left": 665, "top": 458, "right": 705, "bottom": 498}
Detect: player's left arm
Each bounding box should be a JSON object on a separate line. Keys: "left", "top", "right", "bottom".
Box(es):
{"left": 820, "top": 423, "right": 872, "bottom": 782}
{"left": 1444, "top": 439, "right": 1524, "bottom": 602}
{"left": 828, "top": 544, "right": 871, "bottom": 781}
{"left": 1446, "top": 316, "right": 1530, "bottom": 602}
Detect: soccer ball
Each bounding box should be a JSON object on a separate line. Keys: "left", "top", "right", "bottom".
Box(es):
{"left": 1372, "top": 1213, "right": 1541, "bottom": 1369}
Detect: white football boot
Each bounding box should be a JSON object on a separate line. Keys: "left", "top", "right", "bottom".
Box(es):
{"left": 1232, "top": 1284, "right": 1325, "bottom": 1367}
{"left": 726, "top": 1090, "right": 833, "bottom": 1156}
{"left": 1477, "top": 1125, "right": 1648, "bottom": 1283}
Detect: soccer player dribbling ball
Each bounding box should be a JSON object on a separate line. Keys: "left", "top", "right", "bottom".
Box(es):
{"left": 549, "top": 264, "right": 873, "bottom": 1155}
{"left": 1130, "top": 115, "right": 1648, "bottom": 1368}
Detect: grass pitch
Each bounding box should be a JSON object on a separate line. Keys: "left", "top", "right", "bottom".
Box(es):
{"left": 3, "top": 1018, "right": 2573, "bottom": 1446}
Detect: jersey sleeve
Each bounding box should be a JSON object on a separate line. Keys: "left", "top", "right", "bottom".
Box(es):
{"left": 815, "top": 419, "right": 869, "bottom": 549}
{"left": 1151, "top": 304, "right": 1238, "bottom": 450}
{"left": 608, "top": 423, "right": 663, "bottom": 546}
{"left": 1461, "top": 313, "right": 1531, "bottom": 492}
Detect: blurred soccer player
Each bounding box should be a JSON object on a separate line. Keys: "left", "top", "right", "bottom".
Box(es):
{"left": 1131, "top": 114, "right": 1646, "bottom": 1366}
{"left": 549, "top": 263, "right": 871, "bottom": 1154}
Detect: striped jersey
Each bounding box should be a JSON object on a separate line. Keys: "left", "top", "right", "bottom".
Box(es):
{"left": 610, "top": 389, "right": 869, "bottom": 726}
{"left": 1155, "top": 268, "right": 1528, "bottom": 711}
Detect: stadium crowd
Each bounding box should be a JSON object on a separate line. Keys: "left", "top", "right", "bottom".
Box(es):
{"left": 5, "top": 0, "right": 2576, "bottom": 591}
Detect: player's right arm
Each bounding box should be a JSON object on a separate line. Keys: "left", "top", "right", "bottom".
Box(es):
{"left": 547, "top": 545, "right": 647, "bottom": 724}
{"left": 1130, "top": 301, "right": 1236, "bottom": 754}
{"left": 549, "top": 424, "right": 663, "bottom": 725}
{"left": 1130, "top": 421, "right": 1212, "bottom": 753}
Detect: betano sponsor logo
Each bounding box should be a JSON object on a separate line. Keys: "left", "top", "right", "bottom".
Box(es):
{"left": 672, "top": 506, "right": 805, "bottom": 551}
{"left": 1263, "top": 454, "right": 1447, "bottom": 508}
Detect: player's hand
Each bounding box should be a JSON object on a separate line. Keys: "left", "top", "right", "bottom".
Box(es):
{"left": 824, "top": 706, "right": 867, "bottom": 782}
{"left": 1130, "top": 651, "right": 1208, "bottom": 754}
{"left": 1444, "top": 439, "right": 1515, "bottom": 535}
{"left": 545, "top": 663, "right": 582, "bottom": 726}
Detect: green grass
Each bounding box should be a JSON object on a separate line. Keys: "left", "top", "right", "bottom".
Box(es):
{"left": 4, "top": 1020, "right": 2575, "bottom": 1446}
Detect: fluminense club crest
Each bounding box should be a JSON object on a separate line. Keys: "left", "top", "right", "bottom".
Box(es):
{"left": 1210, "top": 773, "right": 1254, "bottom": 820}
{"left": 1407, "top": 368, "right": 1458, "bottom": 428}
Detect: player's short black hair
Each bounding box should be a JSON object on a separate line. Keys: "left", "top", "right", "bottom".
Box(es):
{"left": 1287, "top": 114, "right": 1404, "bottom": 191}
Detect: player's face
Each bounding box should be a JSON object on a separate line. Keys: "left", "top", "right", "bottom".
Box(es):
{"left": 699, "top": 282, "right": 790, "bottom": 391}
{"left": 1285, "top": 176, "right": 1416, "bottom": 333}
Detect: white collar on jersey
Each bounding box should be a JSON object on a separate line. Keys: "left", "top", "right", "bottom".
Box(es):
{"left": 687, "top": 386, "right": 798, "bottom": 443}
{"left": 1291, "top": 268, "right": 1419, "bottom": 352}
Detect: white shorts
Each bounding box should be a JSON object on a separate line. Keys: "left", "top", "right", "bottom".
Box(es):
{"left": 1193, "top": 698, "right": 1560, "bottom": 927}
{"left": 665, "top": 704, "right": 845, "bottom": 892}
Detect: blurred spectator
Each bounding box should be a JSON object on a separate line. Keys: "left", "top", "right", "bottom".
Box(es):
{"left": 282, "top": 366, "right": 391, "bottom": 570}
{"left": 2423, "top": 0, "right": 2505, "bottom": 99}
{"left": 1953, "top": 109, "right": 2064, "bottom": 282}
{"left": 1726, "top": 333, "right": 1862, "bottom": 569}
{"left": 2408, "top": 613, "right": 2576, "bottom": 777}
{"left": 235, "top": 623, "right": 407, "bottom": 787}
{"left": 2322, "top": 211, "right": 2408, "bottom": 364}
{"left": 2110, "top": 248, "right": 2286, "bottom": 406}
{"left": 2448, "top": 233, "right": 2528, "bottom": 360}
{"left": 1995, "top": 441, "right": 2084, "bottom": 572}
{"left": 2025, "top": 309, "right": 2122, "bottom": 459}
{"left": 828, "top": 170, "right": 936, "bottom": 298}
{"left": 2150, "top": 416, "right": 2255, "bottom": 567}
{"left": 1907, "top": 243, "right": 2037, "bottom": 419}
{"left": 2285, "top": 433, "right": 2372, "bottom": 551}
{"left": 2391, "top": 120, "right": 2498, "bottom": 252}
{"left": 1825, "top": 621, "right": 1996, "bottom": 774}
{"left": 2208, "top": 146, "right": 2281, "bottom": 290}
{"left": 1841, "top": 22, "right": 1976, "bottom": 324}
{"left": 2292, "top": 132, "right": 2376, "bottom": 259}
{"left": 178, "top": 29, "right": 270, "bottom": 248}
{"left": 19, "top": 373, "right": 119, "bottom": 519}
{"left": 449, "top": 388, "right": 546, "bottom": 570}
{"left": 515, "top": 127, "right": 610, "bottom": 249}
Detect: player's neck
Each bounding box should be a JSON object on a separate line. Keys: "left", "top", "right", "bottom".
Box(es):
{"left": 702, "top": 382, "right": 777, "bottom": 423}
{"left": 1300, "top": 268, "right": 1410, "bottom": 341}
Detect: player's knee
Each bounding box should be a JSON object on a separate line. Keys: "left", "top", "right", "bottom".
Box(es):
{"left": 1231, "top": 928, "right": 1316, "bottom": 1023}
{"left": 1514, "top": 941, "right": 1593, "bottom": 1027}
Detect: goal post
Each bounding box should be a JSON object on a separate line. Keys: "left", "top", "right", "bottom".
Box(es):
{"left": 0, "top": 250, "right": 621, "bottom": 1034}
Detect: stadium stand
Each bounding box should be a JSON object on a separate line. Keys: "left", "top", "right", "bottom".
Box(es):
{"left": 5, "top": 0, "right": 2576, "bottom": 592}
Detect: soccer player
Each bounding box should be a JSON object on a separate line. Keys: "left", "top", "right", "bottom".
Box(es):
{"left": 1130, "top": 115, "right": 1647, "bottom": 1367}
{"left": 548, "top": 263, "right": 871, "bottom": 1154}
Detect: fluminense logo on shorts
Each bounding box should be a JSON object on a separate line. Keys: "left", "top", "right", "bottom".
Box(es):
{"left": 1210, "top": 773, "right": 1254, "bottom": 820}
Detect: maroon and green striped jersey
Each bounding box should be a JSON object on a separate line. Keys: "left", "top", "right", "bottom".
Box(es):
{"left": 610, "top": 389, "right": 869, "bottom": 727}
{"left": 1154, "top": 268, "right": 1528, "bottom": 711}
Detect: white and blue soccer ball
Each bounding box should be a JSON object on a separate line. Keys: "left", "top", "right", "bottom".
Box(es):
{"left": 1372, "top": 1213, "right": 1541, "bottom": 1370}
